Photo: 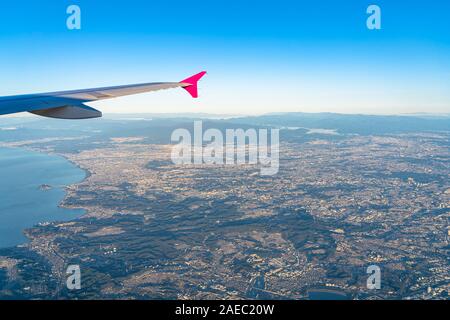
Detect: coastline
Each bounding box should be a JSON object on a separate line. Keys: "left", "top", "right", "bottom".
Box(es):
{"left": 56, "top": 153, "right": 91, "bottom": 212}
{"left": 0, "top": 145, "right": 90, "bottom": 248}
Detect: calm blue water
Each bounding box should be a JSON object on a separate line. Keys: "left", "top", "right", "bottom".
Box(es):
{"left": 0, "top": 147, "right": 86, "bottom": 248}
{"left": 308, "top": 290, "right": 349, "bottom": 300}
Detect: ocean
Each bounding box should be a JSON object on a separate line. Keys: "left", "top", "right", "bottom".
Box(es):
{"left": 0, "top": 147, "right": 86, "bottom": 248}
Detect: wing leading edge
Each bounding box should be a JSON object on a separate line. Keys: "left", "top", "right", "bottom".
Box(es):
{"left": 0, "top": 71, "right": 207, "bottom": 119}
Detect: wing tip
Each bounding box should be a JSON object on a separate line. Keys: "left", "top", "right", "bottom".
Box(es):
{"left": 180, "top": 71, "right": 207, "bottom": 98}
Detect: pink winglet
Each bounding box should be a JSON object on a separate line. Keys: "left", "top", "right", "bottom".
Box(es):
{"left": 180, "top": 71, "right": 207, "bottom": 98}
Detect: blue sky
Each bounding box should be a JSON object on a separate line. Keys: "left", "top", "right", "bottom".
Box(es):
{"left": 1, "top": 0, "right": 449, "bottom": 115}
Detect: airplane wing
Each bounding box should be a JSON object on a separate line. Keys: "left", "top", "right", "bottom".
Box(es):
{"left": 0, "top": 71, "right": 206, "bottom": 119}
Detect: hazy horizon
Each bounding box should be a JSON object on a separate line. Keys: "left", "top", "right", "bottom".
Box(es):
{"left": 2, "top": 110, "right": 450, "bottom": 118}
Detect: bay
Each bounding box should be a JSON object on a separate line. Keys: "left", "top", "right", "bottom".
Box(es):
{"left": 0, "top": 147, "right": 86, "bottom": 248}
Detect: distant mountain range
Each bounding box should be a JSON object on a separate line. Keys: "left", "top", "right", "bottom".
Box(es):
{"left": 1, "top": 112, "right": 449, "bottom": 139}
{"left": 228, "top": 112, "right": 450, "bottom": 134}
